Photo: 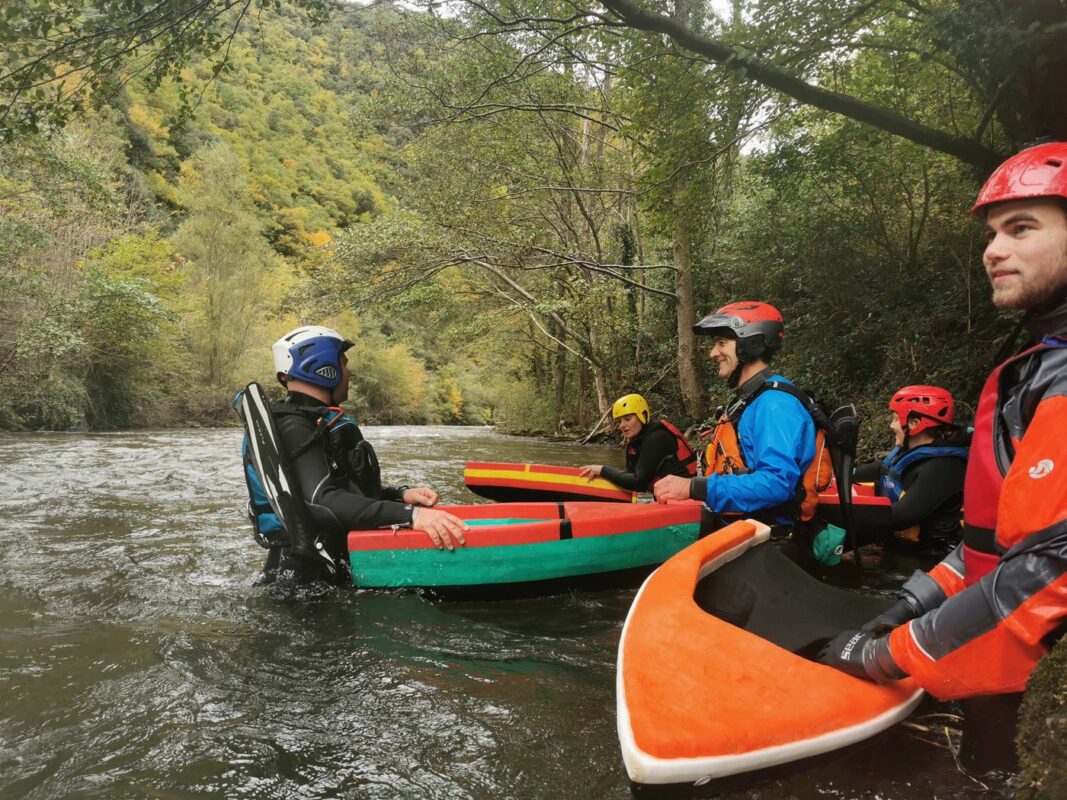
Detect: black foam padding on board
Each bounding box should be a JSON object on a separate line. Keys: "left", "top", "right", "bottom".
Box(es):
{"left": 693, "top": 541, "right": 892, "bottom": 656}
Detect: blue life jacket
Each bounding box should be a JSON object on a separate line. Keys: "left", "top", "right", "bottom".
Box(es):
{"left": 877, "top": 445, "right": 969, "bottom": 502}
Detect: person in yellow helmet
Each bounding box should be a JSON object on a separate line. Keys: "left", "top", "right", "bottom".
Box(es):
{"left": 579, "top": 393, "right": 697, "bottom": 492}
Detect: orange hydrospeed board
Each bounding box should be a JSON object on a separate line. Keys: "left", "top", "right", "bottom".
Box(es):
{"left": 464, "top": 461, "right": 637, "bottom": 503}
{"left": 617, "top": 520, "right": 923, "bottom": 785}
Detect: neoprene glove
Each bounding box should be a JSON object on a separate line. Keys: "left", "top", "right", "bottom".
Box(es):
{"left": 861, "top": 593, "right": 922, "bottom": 634}
{"left": 817, "top": 630, "right": 905, "bottom": 683}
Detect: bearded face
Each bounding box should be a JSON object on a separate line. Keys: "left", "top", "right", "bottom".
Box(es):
{"left": 984, "top": 199, "right": 1067, "bottom": 311}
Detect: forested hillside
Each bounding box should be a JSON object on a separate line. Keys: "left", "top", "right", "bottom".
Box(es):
{"left": 2, "top": 0, "right": 1055, "bottom": 450}
{"left": 0, "top": 5, "right": 496, "bottom": 429}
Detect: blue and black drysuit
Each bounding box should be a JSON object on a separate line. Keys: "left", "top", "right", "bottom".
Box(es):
{"left": 689, "top": 370, "right": 816, "bottom": 523}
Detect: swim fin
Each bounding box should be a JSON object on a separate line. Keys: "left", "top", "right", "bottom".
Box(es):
{"left": 235, "top": 382, "right": 339, "bottom": 578}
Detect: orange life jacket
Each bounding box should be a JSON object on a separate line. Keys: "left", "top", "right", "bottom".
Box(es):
{"left": 700, "top": 413, "right": 747, "bottom": 477}
{"left": 699, "top": 386, "right": 836, "bottom": 522}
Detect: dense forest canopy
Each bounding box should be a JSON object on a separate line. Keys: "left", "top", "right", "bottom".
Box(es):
{"left": 1, "top": 0, "right": 1063, "bottom": 448}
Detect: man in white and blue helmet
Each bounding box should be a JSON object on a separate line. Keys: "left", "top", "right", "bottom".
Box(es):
{"left": 248, "top": 325, "right": 467, "bottom": 583}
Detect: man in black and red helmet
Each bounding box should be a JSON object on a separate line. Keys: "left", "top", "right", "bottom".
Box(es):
{"left": 851, "top": 385, "right": 968, "bottom": 557}
{"left": 653, "top": 302, "right": 816, "bottom": 526}
{"left": 818, "top": 142, "right": 1067, "bottom": 753}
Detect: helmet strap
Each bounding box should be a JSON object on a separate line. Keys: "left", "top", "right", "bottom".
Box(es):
{"left": 728, "top": 362, "right": 745, "bottom": 388}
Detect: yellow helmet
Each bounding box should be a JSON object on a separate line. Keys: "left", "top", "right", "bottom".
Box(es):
{"left": 612, "top": 393, "right": 650, "bottom": 424}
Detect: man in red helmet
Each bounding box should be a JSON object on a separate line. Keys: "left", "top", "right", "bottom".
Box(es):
{"left": 850, "top": 385, "right": 968, "bottom": 556}
{"left": 653, "top": 301, "right": 816, "bottom": 526}
{"left": 819, "top": 143, "right": 1067, "bottom": 739}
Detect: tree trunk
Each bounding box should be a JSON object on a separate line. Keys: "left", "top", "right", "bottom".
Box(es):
{"left": 592, "top": 366, "right": 611, "bottom": 416}
{"left": 554, "top": 327, "right": 567, "bottom": 434}
{"left": 578, "top": 360, "right": 588, "bottom": 428}
{"left": 673, "top": 226, "right": 702, "bottom": 420}
{"left": 668, "top": 0, "right": 704, "bottom": 423}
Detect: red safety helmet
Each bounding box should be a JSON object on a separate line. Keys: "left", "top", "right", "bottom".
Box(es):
{"left": 971, "top": 141, "right": 1067, "bottom": 216}
{"left": 890, "top": 385, "right": 955, "bottom": 436}
{"left": 693, "top": 301, "right": 785, "bottom": 363}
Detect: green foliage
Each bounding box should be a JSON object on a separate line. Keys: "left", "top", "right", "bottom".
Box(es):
{"left": 347, "top": 336, "right": 429, "bottom": 425}
{"left": 0, "top": 0, "right": 1044, "bottom": 442}
{"left": 114, "top": 4, "right": 398, "bottom": 248}
{"left": 172, "top": 141, "right": 280, "bottom": 400}
{"left": 88, "top": 231, "right": 186, "bottom": 298}
{"left": 0, "top": 6, "right": 502, "bottom": 430}
{"left": 494, "top": 382, "right": 557, "bottom": 436}
{"left": 1016, "top": 636, "right": 1067, "bottom": 799}
{"left": 700, "top": 77, "right": 1005, "bottom": 456}
{"left": 0, "top": 0, "right": 338, "bottom": 139}
{"left": 433, "top": 367, "right": 465, "bottom": 424}
{"left": 76, "top": 263, "right": 174, "bottom": 427}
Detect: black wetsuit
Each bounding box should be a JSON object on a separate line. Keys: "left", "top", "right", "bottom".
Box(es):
{"left": 601, "top": 420, "right": 692, "bottom": 492}
{"left": 269, "top": 391, "right": 415, "bottom": 578}
{"left": 853, "top": 444, "right": 966, "bottom": 554}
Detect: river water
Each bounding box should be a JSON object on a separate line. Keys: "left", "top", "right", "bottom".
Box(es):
{"left": 0, "top": 426, "right": 1009, "bottom": 799}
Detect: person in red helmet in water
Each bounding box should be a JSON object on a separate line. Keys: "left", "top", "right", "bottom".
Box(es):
{"left": 851, "top": 385, "right": 969, "bottom": 557}
{"left": 819, "top": 142, "right": 1067, "bottom": 765}
{"left": 653, "top": 301, "right": 816, "bottom": 528}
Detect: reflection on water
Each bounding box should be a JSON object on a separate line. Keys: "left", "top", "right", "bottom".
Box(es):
{"left": 0, "top": 427, "right": 1008, "bottom": 799}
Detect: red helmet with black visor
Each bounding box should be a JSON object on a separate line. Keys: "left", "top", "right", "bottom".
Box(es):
{"left": 693, "top": 301, "right": 785, "bottom": 364}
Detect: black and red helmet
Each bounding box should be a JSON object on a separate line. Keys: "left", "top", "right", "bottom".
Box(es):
{"left": 889, "top": 385, "right": 955, "bottom": 436}
{"left": 693, "top": 301, "right": 784, "bottom": 363}
{"left": 971, "top": 141, "right": 1067, "bottom": 216}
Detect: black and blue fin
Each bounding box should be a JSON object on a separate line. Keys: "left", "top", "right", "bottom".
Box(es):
{"left": 235, "top": 382, "right": 337, "bottom": 576}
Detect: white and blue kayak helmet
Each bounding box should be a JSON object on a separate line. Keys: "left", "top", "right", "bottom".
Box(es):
{"left": 272, "top": 325, "right": 354, "bottom": 389}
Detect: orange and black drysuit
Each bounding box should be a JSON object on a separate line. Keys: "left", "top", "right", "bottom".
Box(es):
{"left": 857, "top": 313, "right": 1067, "bottom": 700}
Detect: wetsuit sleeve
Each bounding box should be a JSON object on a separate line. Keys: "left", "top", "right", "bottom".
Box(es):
{"left": 887, "top": 396, "right": 1067, "bottom": 700}
{"left": 861, "top": 458, "right": 966, "bottom": 538}
{"left": 926, "top": 544, "right": 967, "bottom": 599}
{"left": 852, "top": 461, "right": 880, "bottom": 484}
{"left": 277, "top": 414, "right": 414, "bottom": 531}
{"left": 380, "top": 485, "right": 406, "bottom": 502}
{"left": 701, "top": 391, "right": 815, "bottom": 514}
{"left": 602, "top": 428, "right": 676, "bottom": 492}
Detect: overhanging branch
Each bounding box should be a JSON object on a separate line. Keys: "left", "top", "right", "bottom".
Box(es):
{"left": 598, "top": 0, "right": 1004, "bottom": 169}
